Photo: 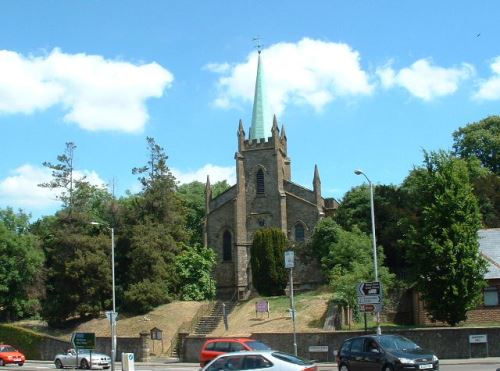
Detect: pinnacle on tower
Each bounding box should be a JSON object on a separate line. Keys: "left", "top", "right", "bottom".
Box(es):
{"left": 249, "top": 52, "right": 272, "bottom": 141}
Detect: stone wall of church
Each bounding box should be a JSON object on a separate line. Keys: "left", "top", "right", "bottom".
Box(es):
{"left": 206, "top": 199, "right": 236, "bottom": 292}
{"left": 285, "top": 194, "right": 325, "bottom": 287}
{"left": 243, "top": 145, "right": 286, "bottom": 239}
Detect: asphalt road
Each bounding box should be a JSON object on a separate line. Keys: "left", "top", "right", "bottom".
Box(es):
{"left": 19, "top": 360, "right": 500, "bottom": 371}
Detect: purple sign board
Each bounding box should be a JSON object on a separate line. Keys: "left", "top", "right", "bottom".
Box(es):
{"left": 255, "top": 300, "right": 270, "bottom": 317}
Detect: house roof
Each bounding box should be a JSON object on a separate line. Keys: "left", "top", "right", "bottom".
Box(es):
{"left": 479, "top": 228, "right": 500, "bottom": 280}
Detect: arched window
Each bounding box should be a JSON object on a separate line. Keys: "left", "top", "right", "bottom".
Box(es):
{"left": 222, "top": 230, "right": 232, "bottom": 261}
{"left": 294, "top": 223, "right": 305, "bottom": 242}
{"left": 256, "top": 168, "right": 265, "bottom": 195}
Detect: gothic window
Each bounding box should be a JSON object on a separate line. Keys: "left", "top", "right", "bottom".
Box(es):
{"left": 256, "top": 168, "right": 265, "bottom": 195}
{"left": 294, "top": 223, "right": 305, "bottom": 242}
{"left": 222, "top": 230, "right": 232, "bottom": 262}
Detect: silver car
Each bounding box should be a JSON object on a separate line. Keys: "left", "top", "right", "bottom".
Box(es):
{"left": 202, "top": 350, "right": 318, "bottom": 371}
{"left": 54, "top": 349, "right": 111, "bottom": 369}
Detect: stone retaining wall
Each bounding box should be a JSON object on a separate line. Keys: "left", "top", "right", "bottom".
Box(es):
{"left": 181, "top": 327, "right": 500, "bottom": 362}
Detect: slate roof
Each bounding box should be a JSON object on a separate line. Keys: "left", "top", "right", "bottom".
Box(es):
{"left": 478, "top": 229, "right": 500, "bottom": 280}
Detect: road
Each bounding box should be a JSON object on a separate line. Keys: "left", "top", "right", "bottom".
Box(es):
{"left": 19, "top": 360, "right": 500, "bottom": 371}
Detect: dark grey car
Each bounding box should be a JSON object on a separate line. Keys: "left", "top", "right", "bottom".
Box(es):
{"left": 336, "top": 334, "right": 439, "bottom": 371}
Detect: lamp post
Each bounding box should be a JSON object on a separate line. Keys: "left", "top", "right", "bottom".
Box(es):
{"left": 354, "top": 169, "right": 381, "bottom": 335}
{"left": 91, "top": 222, "right": 116, "bottom": 371}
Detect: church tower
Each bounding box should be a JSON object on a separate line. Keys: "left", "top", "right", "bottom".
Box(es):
{"left": 204, "top": 50, "right": 337, "bottom": 300}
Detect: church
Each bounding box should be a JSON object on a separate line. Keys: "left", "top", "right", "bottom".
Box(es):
{"left": 204, "top": 51, "right": 338, "bottom": 300}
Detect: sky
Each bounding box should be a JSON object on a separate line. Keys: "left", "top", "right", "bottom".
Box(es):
{"left": 1, "top": 1, "right": 499, "bottom": 220}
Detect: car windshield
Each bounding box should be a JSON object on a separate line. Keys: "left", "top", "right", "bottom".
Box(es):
{"left": 271, "top": 351, "right": 314, "bottom": 365}
{"left": 378, "top": 335, "right": 421, "bottom": 351}
{"left": 245, "top": 341, "right": 270, "bottom": 350}
{"left": 0, "top": 346, "right": 16, "bottom": 352}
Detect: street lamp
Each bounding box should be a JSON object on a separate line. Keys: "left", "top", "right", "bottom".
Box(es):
{"left": 354, "top": 169, "right": 381, "bottom": 335}
{"left": 91, "top": 222, "right": 116, "bottom": 371}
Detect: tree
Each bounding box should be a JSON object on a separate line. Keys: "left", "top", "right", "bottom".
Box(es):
{"left": 174, "top": 244, "right": 216, "bottom": 300}
{"left": 453, "top": 117, "right": 500, "bottom": 227}
{"left": 334, "top": 185, "right": 409, "bottom": 275}
{"left": 178, "top": 180, "right": 231, "bottom": 245}
{"left": 39, "top": 142, "right": 88, "bottom": 211}
{"left": 0, "top": 208, "right": 44, "bottom": 321}
{"left": 250, "top": 228, "right": 288, "bottom": 296}
{"left": 452, "top": 115, "right": 500, "bottom": 174}
{"left": 119, "top": 137, "right": 188, "bottom": 312}
{"left": 40, "top": 213, "right": 112, "bottom": 327}
{"left": 402, "top": 150, "right": 487, "bottom": 325}
{"left": 310, "top": 218, "right": 394, "bottom": 308}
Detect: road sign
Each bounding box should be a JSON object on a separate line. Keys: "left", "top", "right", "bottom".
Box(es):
{"left": 106, "top": 310, "right": 118, "bottom": 323}
{"left": 284, "top": 251, "right": 294, "bottom": 268}
{"left": 360, "top": 304, "right": 375, "bottom": 312}
{"left": 357, "top": 295, "right": 381, "bottom": 304}
{"left": 357, "top": 281, "right": 382, "bottom": 312}
{"left": 357, "top": 281, "right": 382, "bottom": 296}
{"left": 71, "top": 332, "right": 96, "bottom": 350}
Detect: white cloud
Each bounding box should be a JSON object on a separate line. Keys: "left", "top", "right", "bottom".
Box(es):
{"left": 0, "top": 48, "right": 173, "bottom": 133}
{"left": 377, "top": 59, "right": 474, "bottom": 101}
{"left": 474, "top": 56, "right": 500, "bottom": 100}
{"left": 172, "top": 164, "right": 236, "bottom": 185}
{"left": 208, "top": 38, "right": 373, "bottom": 115}
{"left": 0, "top": 164, "right": 106, "bottom": 211}
{"left": 203, "top": 62, "right": 231, "bottom": 74}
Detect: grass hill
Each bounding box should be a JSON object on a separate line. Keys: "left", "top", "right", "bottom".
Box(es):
{"left": 15, "top": 288, "right": 334, "bottom": 355}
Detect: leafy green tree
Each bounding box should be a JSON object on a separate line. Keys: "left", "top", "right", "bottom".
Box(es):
{"left": 402, "top": 150, "right": 487, "bottom": 325}
{"left": 178, "top": 180, "right": 230, "bottom": 245}
{"left": 453, "top": 117, "right": 500, "bottom": 227}
{"left": 40, "top": 213, "right": 111, "bottom": 327}
{"left": 174, "top": 244, "right": 216, "bottom": 300}
{"left": 250, "top": 228, "right": 288, "bottom": 296}
{"left": 310, "top": 218, "right": 394, "bottom": 307}
{"left": 452, "top": 115, "right": 500, "bottom": 174}
{"left": 471, "top": 172, "right": 500, "bottom": 227}
{"left": 39, "top": 142, "right": 88, "bottom": 211}
{"left": 119, "top": 137, "right": 188, "bottom": 313}
{"left": 0, "top": 208, "right": 44, "bottom": 321}
{"left": 334, "top": 186, "right": 408, "bottom": 274}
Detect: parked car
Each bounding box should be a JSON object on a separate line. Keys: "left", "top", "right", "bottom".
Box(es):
{"left": 199, "top": 337, "right": 271, "bottom": 366}
{"left": 202, "top": 350, "right": 317, "bottom": 371}
{"left": 336, "top": 334, "right": 439, "bottom": 371}
{"left": 54, "top": 348, "right": 111, "bottom": 369}
{"left": 0, "top": 345, "right": 25, "bottom": 366}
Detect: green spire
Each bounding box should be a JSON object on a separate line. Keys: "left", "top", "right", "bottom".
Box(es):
{"left": 249, "top": 52, "right": 272, "bottom": 141}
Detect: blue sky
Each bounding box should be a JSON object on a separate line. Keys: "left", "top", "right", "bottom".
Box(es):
{"left": 1, "top": 1, "right": 499, "bottom": 220}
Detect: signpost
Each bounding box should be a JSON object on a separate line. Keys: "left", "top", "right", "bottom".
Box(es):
{"left": 357, "top": 282, "right": 382, "bottom": 333}
{"left": 285, "top": 250, "right": 297, "bottom": 356}
{"left": 71, "top": 332, "right": 96, "bottom": 350}
{"left": 468, "top": 334, "right": 488, "bottom": 358}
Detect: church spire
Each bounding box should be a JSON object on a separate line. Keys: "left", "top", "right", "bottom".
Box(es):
{"left": 249, "top": 51, "right": 272, "bottom": 141}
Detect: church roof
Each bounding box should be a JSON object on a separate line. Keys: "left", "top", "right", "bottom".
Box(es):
{"left": 249, "top": 52, "right": 272, "bottom": 141}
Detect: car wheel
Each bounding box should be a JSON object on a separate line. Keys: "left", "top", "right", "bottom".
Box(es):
{"left": 339, "top": 364, "right": 350, "bottom": 371}
{"left": 0, "top": 359, "right": 4, "bottom": 366}
{"left": 17, "top": 363, "right": 24, "bottom": 367}
{"left": 80, "top": 359, "right": 90, "bottom": 369}
{"left": 382, "top": 365, "right": 394, "bottom": 371}
{"left": 55, "top": 359, "right": 64, "bottom": 369}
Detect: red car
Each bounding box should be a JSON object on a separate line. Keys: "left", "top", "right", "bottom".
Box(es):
{"left": 199, "top": 338, "right": 271, "bottom": 366}
{"left": 0, "top": 345, "right": 25, "bottom": 366}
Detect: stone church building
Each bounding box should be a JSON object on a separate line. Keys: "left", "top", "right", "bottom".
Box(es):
{"left": 204, "top": 52, "right": 338, "bottom": 300}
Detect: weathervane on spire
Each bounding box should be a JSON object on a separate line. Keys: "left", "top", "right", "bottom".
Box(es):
{"left": 253, "top": 36, "right": 263, "bottom": 54}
